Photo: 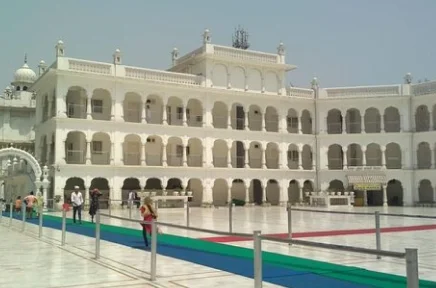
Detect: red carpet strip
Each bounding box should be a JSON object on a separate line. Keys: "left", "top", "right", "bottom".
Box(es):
{"left": 200, "top": 224, "right": 436, "bottom": 243}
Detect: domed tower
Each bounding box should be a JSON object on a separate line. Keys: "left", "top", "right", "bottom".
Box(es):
{"left": 11, "top": 54, "right": 37, "bottom": 93}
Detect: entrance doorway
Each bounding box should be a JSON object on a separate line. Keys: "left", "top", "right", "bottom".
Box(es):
{"left": 367, "top": 190, "right": 383, "bottom": 206}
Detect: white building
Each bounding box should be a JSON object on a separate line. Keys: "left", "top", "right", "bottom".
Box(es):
{"left": 30, "top": 30, "right": 436, "bottom": 208}
{"left": 0, "top": 57, "right": 38, "bottom": 201}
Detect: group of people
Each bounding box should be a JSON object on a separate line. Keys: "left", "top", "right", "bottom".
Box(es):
{"left": 70, "top": 185, "right": 102, "bottom": 224}
{"left": 69, "top": 186, "right": 157, "bottom": 248}
{"left": 14, "top": 191, "right": 43, "bottom": 219}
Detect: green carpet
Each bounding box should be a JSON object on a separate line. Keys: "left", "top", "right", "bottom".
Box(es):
{"left": 42, "top": 214, "right": 436, "bottom": 288}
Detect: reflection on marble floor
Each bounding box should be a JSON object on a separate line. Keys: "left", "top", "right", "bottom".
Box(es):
{"left": 2, "top": 205, "right": 436, "bottom": 287}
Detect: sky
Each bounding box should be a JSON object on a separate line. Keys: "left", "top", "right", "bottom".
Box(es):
{"left": 0, "top": 0, "right": 435, "bottom": 91}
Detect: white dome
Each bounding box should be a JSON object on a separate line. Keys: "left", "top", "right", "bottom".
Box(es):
{"left": 14, "top": 63, "right": 37, "bottom": 84}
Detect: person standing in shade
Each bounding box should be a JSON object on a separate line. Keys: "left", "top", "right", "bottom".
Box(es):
{"left": 71, "top": 186, "right": 83, "bottom": 224}
{"left": 89, "top": 188, "right": 102, "bottom": 223}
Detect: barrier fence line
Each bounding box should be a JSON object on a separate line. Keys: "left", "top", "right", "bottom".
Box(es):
{"left": 9, "top": 201, "right": 12, "bottom": 226}
{"left": 287, "top": 202, "right": 292, "bottom": 244}
{"left": 150, "top": 220, "right": 157, "bottom": 281}
{"left": 61, "top": 209, "right": 66, "bottom": 246}
{"left": 21, "top": 202, "right": 26, "bottom": 232}
{"left": 375, "top": 211, "right": 381, "bottom": 259}
{"left": 253, "top": 230, "right": 262, "bottom": 288}
{"left": 99, "top": 212, "right": 253, "bottom": 238}
{"left": 290, "top": 207, "right": 436, "bottom": 220}
{"left": 38, "top": 206, "right": 43, "bottom": 238}
{"left": 257, "top": 235, "right": 419, "bottom": 288}
{"left": 186, "top": 201, "right": 190, "bottom": 228}
{"left": 95, "top": 210, "right": 101, "bottom": 260}
{"left": 228, "top": 202, "right": 233, "bottom": 233}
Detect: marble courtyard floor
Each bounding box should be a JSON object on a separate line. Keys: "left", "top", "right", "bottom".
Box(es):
{"left": 1, "top": 205, "right": 436, "bottom": 287}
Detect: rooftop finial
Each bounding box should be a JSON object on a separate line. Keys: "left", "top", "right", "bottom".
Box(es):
{"left": 24, "top": 53, "right": 28, "bottom": 64}
{"left": 232, "top": 26, "right": 250, "bottom": 50}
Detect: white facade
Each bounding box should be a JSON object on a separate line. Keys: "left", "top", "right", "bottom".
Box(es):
{"left": 0, "top": 58, "right": 38, "bottom": 200}
{"left": 30, "top": 31, "right": 436, "bottom": 207}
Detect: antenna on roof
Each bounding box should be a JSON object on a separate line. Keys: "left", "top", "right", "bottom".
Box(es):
{"left": 232, "top": 26, "right": 250, "bottom": 50}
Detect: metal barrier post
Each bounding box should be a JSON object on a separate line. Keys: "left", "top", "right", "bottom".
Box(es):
{"left": 375, "top": 211, "right": 381, "bottom": 259}
{"left": 108, "top": 198, "right": 111, "bottom": 216}
{"left": 9, "top": 201, "right": 13, "bottom": 226}
{"left": 21, "top": 202, "right": 26, "bottom": 231}
{"left": 253, "top": 230, "right": 262, "bottom": 288}
{"left": 228, "top": 201, "right": 233, "bottom": 233}
{"left": 150, "top": 219, "right": 157, "bottom": 281}
{"left": 287, "top": 202, "right": 292, "bottom": 244}
{"left": 186, "top": 200, "right": 190, "bottom": 227}
{"left": 95, "top": 210, "right": 101, "bottom": 259}
{"left": 129, "top": 202, "right": 132, "bottom": 219}
{"left": 38, "top": 205, "right": 43, "bottom": 238}
{"left": 405, "top": 248, "right": 419, "bottom": 288}
{"left": 61, "top": 209, "right": 66, "bottom": 246}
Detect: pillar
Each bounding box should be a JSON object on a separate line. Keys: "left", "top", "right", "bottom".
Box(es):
{"left": 299, "top": 187, "right": 303, "bottom": 202}
{"left": 342, "top": 147, "right": 348, "bottom": 169}
{"left": 382, "top": 185, "right": 388, "bottom": 207}
{"left": 298, "top": 118, "right": 302, "bottom": 134}
{"left": 182, "top": 106, "right": 187, "bottom": 126}
{"left": 162, "top": 143, "right": 167, "bottom": 167}
{"left": 86, "top": 96, "right": 92, "bottom": 120}
{"left": 381, "top": 146, "right": 386, "bottom": 168}
{"left": 182, "top": 145, "right": 187, "bottom": 167}
{"left": 361, "top": 115, "right": 365, "bottom": 133}
{"left": 298, "top": 146, "right": 303, "bottom": 169}
{"left": 111, "top": 100, "right": 115, "bottom": 121}
{"left": 280, "top": 115, "right": 287, "bottom": 133}
{"left": 261, "top": 113, "right": 266, "bottom": 132}
{"left": 227, "top": 143, "right": 232, "bottom": 168}
{"left": 245, "top": 185, "right": 250, "bottom": 204}
{"left": 342, "top": 114, "right": 346, "bottom": 134}
{"left": 244, "top": 111, "right": 249, "bottom": 131}
{"left": 141, "top": 102, "right": 146, "bottom": 123}
{"left": 141, "top": 143, "right": 146, "bottom": 166}
{"left": 380, "top": 117, "right": 385, "bottom": 132}
{"left": 202, "top": 181, "right": 213, "bottom": 207}
{"left": 261, "top": 148, "right": 266, "bottom": 169}
{"left": 86, "top": 141, "right": 91, "bottom": 164}
{"left": 261, "top": 184, "right": 267, "bottom": 204}
{"left": 162, "top": 106, "right": 168, "bottom": 125}
{"left": 228, "top": 109, "right": 232, "bottom": 129}
{"left": 244, "top": 144, "right": 249, "bottom": 168}
{"left": 362, "top": 147, "right": 367, "bottom": 167}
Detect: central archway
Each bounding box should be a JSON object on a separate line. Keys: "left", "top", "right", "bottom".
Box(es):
{"left": 0, "top": 147, "right": 48, "bottom": 207}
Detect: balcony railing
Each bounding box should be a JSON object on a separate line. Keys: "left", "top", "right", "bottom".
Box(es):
{"left": 91, "top": 151, "right": 110, "bottom": 165}
{"left": 123, "top": 153, "right": 140, "bottom": 165}
{"left": 66, "top": 150, "right": 85, "bottom": 164}
{"left": 213, "top": 157, "right": 227, "bottom": 167}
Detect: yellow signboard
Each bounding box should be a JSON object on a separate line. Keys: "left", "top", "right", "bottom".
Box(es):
{"left": 354, "top": 183, "right": 381, "bottom": 190}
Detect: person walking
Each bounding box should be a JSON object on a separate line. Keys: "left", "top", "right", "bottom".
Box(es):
{"left": 23, "top": 191, "right": 37, "bottom": 219}
{"left": 139, "top": 197, "right": 157, "bottom": 247}
{"left": 89, "top": 188, "right": 102, "bottom": 223}
{"left": 71, "top": 186, "right": 83, "bottom": 224}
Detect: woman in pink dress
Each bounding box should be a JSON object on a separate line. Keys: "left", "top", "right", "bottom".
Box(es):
{"left": 139, "top": 197, "right": 157, "bottom": 247}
